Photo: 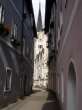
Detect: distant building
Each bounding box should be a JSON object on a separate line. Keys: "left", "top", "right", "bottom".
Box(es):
{"left": 34, "top": 3, "right": 48, "bottom": 88}
{"left": 45, "top": 0, "right": 82, "bottom": 110}
{"left": 37, "top": 3, "right": 42, "bottom": 32}
{"left": 34, "top": 31, "right": 48, "bottom": 88}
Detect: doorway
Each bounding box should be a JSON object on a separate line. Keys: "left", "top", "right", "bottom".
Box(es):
{"left": 67, "top": 62, "right": 76, "bottom": 110}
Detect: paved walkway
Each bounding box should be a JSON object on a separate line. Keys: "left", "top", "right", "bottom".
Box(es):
{"left": 1, "top": 89, "right": 61, "bottom": 110}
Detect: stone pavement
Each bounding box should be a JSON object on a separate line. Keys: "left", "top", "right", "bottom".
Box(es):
{"left": 1, "top": 89, "right": 61, "bottom": 110}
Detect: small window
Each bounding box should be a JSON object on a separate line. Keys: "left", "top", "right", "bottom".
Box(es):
{"left": 0, "top": 4, "right": 2, "bottom": 23}
{"left": 30, "top": 14, "right": 33, "bottom": 26}
{"left": 4, "top": 67, "right": 12, "bottom": 92}
{"left": 11, "top": 21, "right": 17, "bottom": 39}
{"left": 57, "top": 27, "right": 60, "bottom": 50}
{"left": 26, "top": 45, "right": 29, "bottom": 55}
{"left": 2, "top": 8, "right": 4, "bottom": 24}
{"left": 11, "top": 20, "right": 14, "bottom": 38}
{"left": 59, "top": 11, "right": 63, "bottom": 30}
{"left": 20, "top": 78, "right": 23, "bottom": 89}
{"left": 30, "top": 51, "right": 33, "bottom": 60}
{"left": 23, "top": 38, "right": 25, "bottom": 56}
{"left": 13, "top": 24, "right": 17, "bottom": 39}
{"left": 50, "top": 21, "right": 54, "bottom": 29}
{"left": 38, "top": 45, "right": 42, "bottom": 49}
{"left": 0, "top": 4, "right": 4, "bottom": 24}
{"left": 57, "top": 77, "right": 60, "bottom": 95}
{"left": 65, "top": 0, "right": 68, "bottom": 8}
{"left": 61, "top": 73, "right": 64, "bottom": 103}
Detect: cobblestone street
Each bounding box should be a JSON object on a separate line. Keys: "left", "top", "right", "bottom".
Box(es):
{"left": 1, "top": 89, "right": 61, "bottom": 110}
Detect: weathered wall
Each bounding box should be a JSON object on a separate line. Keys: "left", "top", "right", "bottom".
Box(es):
{"left": 0, "top": 0, "right": 35, "bottom": 104}
{"left": 57, "top": 0, "right": 82, "bottom": 110}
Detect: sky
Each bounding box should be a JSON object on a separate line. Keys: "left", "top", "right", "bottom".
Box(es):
{"left": 32, "top": 0, "right": 46, "bottom": 28}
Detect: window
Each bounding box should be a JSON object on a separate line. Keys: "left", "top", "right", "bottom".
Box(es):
{"left": 57, "top": 77, "right": 60, "bottom": 96}
{"left": 59, "top": 0, "right": 63, "bottom": 35}
{"left": 24, "top": 5, "right": 27, "bottom": 20}
{"left": 4, "top": 67, "right": 12, "bottom": 92}
{"left": 0, "top": 4, "right": 2, "bottom": 23}
{"left": 65, "top": 0, "right": 68, "bottom": 8}
{"left": 26, "top": 45, "right": 29, "bottom": 56}
{"left": 11, "top": 21, "right": 17, "bottom": 39}
{"left": 1, "top": 8, "right": 4, "bottom": 24}
{"left": 57, "top": 27, "right": 60, "bottom": 50}
{"left": 23, "top": 38, "right": 25, "bottom": 56}
{"left": 13, "top": 24, "right": 17, "bottom": 39}
{"left": 20, "top": 78, "right": 23, "bottom": 89}
{"left": 60, "top": 0, "right": 62, "bottom": 11}
{"left": 38, "top": 45, "right": 42, "bottom": 49}
{"left": 30, "top": 51, "right": 33, "bottom": 60}
{"left": 59, "top": 11, "right": 63, "bottom": 31}
{"left": 61, "top": 73, "right": 64, "bottom": 103}
{"left": 50, "top": 21, "right": 54, "bottom": 29}
{"left": 30, "top": 14, "right": 33, "bottom": 26}
{"left": 0, "top": 4, "right": 4, "bottom": 24}
{"left": 49, "top": 21, "right": 55, "bottom": 50}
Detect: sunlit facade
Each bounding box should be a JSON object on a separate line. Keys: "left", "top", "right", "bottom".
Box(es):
{"left": 34, "top": 31, "right": 48, "bottom": 88}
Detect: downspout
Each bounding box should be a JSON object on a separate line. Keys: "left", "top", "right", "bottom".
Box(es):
{"left": 21, "top": 0, "right": 24, "bottom": 56}
{"left": 55, "top": 1, "right": 57, "bottom": 62}
{"left": 54, "top": 0, "right": 57, "bottom": 93}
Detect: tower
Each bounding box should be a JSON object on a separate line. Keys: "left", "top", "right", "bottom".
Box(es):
{"left": 37, "top": 3, "right": 42, "bottom": 32}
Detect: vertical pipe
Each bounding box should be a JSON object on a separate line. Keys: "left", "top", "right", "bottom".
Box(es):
{"left": 21, "top": 0, "right": 24, "bottom": 55}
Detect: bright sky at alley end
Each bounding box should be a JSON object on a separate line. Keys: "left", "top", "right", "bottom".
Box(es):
{"left": 32, "top": 0, "right": 46, "bottom": 28}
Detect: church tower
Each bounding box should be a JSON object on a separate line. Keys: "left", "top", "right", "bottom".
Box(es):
{"left": 37, "top": 3, "right": 42, "bottom": 32}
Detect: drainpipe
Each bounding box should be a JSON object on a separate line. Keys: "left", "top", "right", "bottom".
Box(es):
{"left": 55, "top": 1, "right": 57, "bottom": 61}
{"left": 54, "top": 0, "right": 57, "bottom": 91}
{"left": 21, "top": 0, "right": 24, "bottom": 56}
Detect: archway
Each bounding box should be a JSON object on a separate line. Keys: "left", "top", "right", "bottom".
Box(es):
{"left": 67, "top": 62, "right": 76, "bottom": 110}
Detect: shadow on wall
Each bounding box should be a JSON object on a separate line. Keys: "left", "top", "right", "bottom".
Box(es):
{"left": 42, "top": 91, "right": 61, "bottom": 110}
{"left": 0, "top": 96, "right": 17, "bottom": 109}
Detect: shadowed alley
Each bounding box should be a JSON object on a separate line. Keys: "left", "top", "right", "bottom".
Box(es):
{"left": 1, "top": 89, "right": 61, "bottom": 110}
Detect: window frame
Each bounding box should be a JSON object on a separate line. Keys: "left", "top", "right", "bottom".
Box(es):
{"left": 4, "top": 67, "right": 12, "bottom": 92}
{"left": 65, "top": 0, "right": 68, "bottom": 8}
{"left": 0, "top": 4, "right": 4, "bottom": 24}
{"left": 11, "top": 21, "right": 18, "bottom": 40}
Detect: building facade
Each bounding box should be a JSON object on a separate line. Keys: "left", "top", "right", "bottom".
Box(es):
{"left": 33, "top": 5, "right": 48, "bottom": 88}
{"left": 34, "top": 31, "right": 48, "bottom": 88}
{"left": 0, "top": 0, "right": 36, "bottom": 104}
{"left": 45, "top": 0, "right": 57, "bottom": 93}
{"left": 45, "top": 0, "right": 82, "bottom": 110}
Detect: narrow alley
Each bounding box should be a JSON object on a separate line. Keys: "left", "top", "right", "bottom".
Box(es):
{"left": 1, "top": 88, "right": 61, "bottom": 110}
{"left": 0, "top": 0, "right": 82, "bottom": 110}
